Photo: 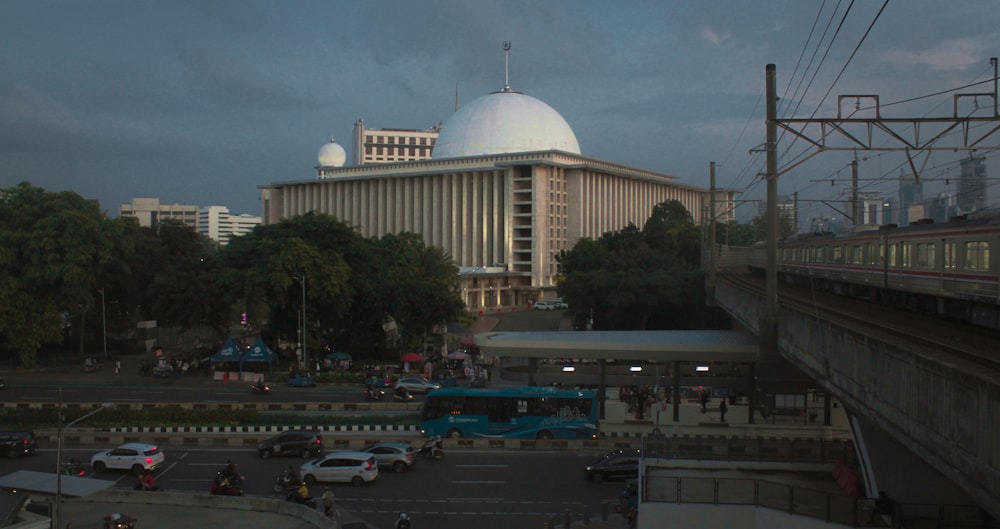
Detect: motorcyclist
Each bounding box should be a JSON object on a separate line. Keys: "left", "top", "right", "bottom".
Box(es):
{"left": 139, "top": 470, "right": 159, "bottom": 491}
{"left": 320, "top": 487, "right": 336, "bottom": 517}
{"left": 393, "top": 385, "right": 410, "bottom": 400}
{"left": 395, "top": 512, "right": 412, "bottom": 529}
{"left": 292, "top": 480, "right": 311, "bottom": 504}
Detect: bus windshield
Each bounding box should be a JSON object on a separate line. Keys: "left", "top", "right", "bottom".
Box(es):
{"left": 420, "top": 386, "right": 598, "bottom": 440}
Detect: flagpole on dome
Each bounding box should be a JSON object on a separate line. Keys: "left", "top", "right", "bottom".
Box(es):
{"left": 502, "top": 40, "right": 512, "bottom": 92}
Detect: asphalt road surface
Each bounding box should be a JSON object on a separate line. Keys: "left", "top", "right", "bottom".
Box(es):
{"left": 5, "top": 445, "right": 623, "bottom": 529}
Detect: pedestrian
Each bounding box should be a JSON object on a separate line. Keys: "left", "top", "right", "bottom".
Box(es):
{"left": 321, "top": 487, "right": 336, "bottom": 517}
{"left": 115, "top": 359, "right": 121, "bottom": 375}
{"left": 719, "top": 399, "right": 727, "bottom": 422}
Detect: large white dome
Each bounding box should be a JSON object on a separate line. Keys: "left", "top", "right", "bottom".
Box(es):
{"left": 432, "top": 90, "right": 580, "bottom": 159}
{"left": 318, "top": 139, "right": 346, "bottom": 167}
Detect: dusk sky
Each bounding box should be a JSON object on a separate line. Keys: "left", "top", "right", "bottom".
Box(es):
{"left": 3, "top": 1, "right": 999, "bottom": 226}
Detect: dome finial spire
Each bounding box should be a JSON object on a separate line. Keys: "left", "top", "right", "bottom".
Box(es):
{"left": 502, "top": 41, "right": 512, "bottom": 92}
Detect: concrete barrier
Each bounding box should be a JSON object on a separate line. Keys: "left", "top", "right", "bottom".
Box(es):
{"left": 71, "top": 489, "right": 338, "bottom": 529}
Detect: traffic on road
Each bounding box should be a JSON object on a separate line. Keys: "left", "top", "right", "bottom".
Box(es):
{"left": 7, "top": 445, "right": 628, "bottom": 529}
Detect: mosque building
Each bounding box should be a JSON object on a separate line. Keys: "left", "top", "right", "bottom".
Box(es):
{"left": 261, "top": 78, "right": 733, "bottom": 310}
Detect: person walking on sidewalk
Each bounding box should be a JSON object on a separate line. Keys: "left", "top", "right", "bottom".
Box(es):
{"left": 719, "top": 399, "right": 727, "bottom": 422}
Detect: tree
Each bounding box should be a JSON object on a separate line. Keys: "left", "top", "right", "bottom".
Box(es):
{"left": 0, "top": 183, "right": 121, "bottom": 365}
{"left": 556, "top": 200, "right": 722, "bottom": 331}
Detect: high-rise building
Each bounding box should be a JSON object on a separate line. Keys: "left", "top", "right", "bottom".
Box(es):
{"left": 350, "top": 119, "right": 440, "bottom": 166}
{"left": 958, "top": 155, "right": 987, "bottom": 213}
{"left": 199, "top": 206, "right": 262, "bottom": 245}
{"left": 120, "top": 198, "right": 198, "bottom": 229}
{"left": 898, "top": 172, "right": 923, "bottom": 226}
{"left": 262, "top": 85, "right": 733, "bottom": 309}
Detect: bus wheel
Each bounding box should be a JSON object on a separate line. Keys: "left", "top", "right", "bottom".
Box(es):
{"left": 536, "top": 431, "right": 553, "bottom": 440}
{"left": 447, "top": 429, "right": 463, "bottom": 439}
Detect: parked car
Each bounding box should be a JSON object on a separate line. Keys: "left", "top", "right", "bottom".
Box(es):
{"left": 394, "top": 376, "right": 440, "bottom": 395}
{"left": 584, "top": 449, "right": 641, "bottom": 483}
{"left": 552, "top": 298, "right": 568, "bottom": 309}
{"left": 533, "top": 300, "right": 561, "bottom": 310}
{"left": 360, "top": 441, "right": 415, "bottom": 473}
{"left": 288, "top": 372, "right": 316, "bottom": 387}
{"left": 0, "top": 431, "right": 37, "bottom": 458}
{"left": 91, "top": 443, "right": 165, "bottom": 475}
{"left": 299, "top": 451, "right": 378, "bottom": 487}
{"left": 257, "top": 429, "right": 323, "bottom": 459}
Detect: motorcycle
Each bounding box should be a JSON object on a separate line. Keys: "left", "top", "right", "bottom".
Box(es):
{"left": 210, "top": 465, "right": 245, "bottom": 496}
{"left": 418, "top": 435, "right": 444, "bottom": 460}
{"left": 392, "top": 387, "right": 413, "bottom": 402}
{"left": 365, "top": 387, "right": 384, "bottom": 401}
{"left": 60, "top": 458, "right": 85, "bottom": 476}
{"left": 273, "top": 468, "right": 298, "bottom": 494}
{"left": 250, "top": 380, "right": 271, "bottom": 395}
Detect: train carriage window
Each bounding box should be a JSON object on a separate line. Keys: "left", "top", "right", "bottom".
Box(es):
{"left": 832, "top": 246, "right": 843, "bottom": 264}
{"left": 944, "top": 241, "right": 957, "bottom": 270}
{"left": 901, "top": 242, "right": 911, "bottom": 268}
{"left": 874, "top": 243, "right": 884, "bottom": 266}
{"left": 887, "top": 244, "right": 896, "bottom": 267}
{"left": 964, "top": 242, "right": 990, "bottom": 271}
{"left": 851, "top": 245, "right": 864, "bottom": 265}
{"left": 915, "top": 243, "right": 935, "bottom": 269}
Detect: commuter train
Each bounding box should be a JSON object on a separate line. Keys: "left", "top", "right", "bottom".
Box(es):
{"left": 747, "top": 214, "right": 1000, "bottom": 329}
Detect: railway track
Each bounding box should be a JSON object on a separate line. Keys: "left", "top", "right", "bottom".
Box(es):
{"left": 720, "top": 272, "right": 1000, "bottom": 373}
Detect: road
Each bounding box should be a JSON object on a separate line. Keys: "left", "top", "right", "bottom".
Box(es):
{"left": 6, "top": 445, "right": 625, "bottom": 529}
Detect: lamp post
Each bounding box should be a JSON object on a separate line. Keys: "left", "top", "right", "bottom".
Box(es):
{"left": 98, "top": 288, "right": 107, "bottom": 361}
{"left": 55, "top": 399, "right": 113, "bottom": 529}
{"left": 293, "top": 275, "right": 307, "bottom": 371}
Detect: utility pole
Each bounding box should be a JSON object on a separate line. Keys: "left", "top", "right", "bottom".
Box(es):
{"left": 761, "top": 64, "right": 779, "bottom": 363}
{"left": 851, "top": 157, "right": 859, "bottom": 226}
{"left": 706, "top": 161, "right": 717, "bottom": 305}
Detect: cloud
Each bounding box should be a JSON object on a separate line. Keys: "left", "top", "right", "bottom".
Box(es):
{"left": 878, "top": 38, "right": 984, "bottom": 73}
{"left": 701, "top": 27, "right": 729, "bottom": 46}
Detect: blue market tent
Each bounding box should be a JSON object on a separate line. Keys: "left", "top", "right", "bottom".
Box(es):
{"left": 210, "top": 337, "right": 243, "bottom": 363}
{"left": 241, "top": 336, "right": 276, "bottom": 373}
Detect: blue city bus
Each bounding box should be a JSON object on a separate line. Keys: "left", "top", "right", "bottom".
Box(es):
{"left": 419, "top": 386, "right": 599, "bottom": 440}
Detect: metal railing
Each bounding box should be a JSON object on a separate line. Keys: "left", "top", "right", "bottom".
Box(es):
{"left": 643, "top": 475, "right": 996, "bottom": 528}
{"left": 642, "top": 434, "right": 852, "bottom": 464}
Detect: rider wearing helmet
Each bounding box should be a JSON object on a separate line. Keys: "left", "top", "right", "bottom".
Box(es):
{"left": 395, "top": 512, "right": 412, "bottom": 529}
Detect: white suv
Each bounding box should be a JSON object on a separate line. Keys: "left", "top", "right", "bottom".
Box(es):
{"left": 91, "top": 443, "right": 165, "bottom": 475}
{"left": 534, "top": 300, "right": 559, "bottom": 310}
{"left": 300, "top": 451, "right": 378, "bottom": 487}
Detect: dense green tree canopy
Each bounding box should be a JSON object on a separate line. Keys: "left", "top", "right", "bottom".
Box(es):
{"left": 1, "top": 187, "right": 464, "bottom": 366}
{"left": 0, "top": 183, "right": 129, "bottom": 365}
{"left": 557, "top": 199, "right": 725, "bottom": 331}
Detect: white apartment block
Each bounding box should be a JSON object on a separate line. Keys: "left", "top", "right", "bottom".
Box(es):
{"left": 199, "top": 206, "right": 262, "bottom": 245}
{"left": 120, "top": 198, "right": 198, "bottom": 229}
{"left": 350, "top": 118, "right": 440, "bottom": 166}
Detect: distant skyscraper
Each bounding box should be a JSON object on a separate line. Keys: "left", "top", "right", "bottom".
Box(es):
{"left": 349, "top": 119, "right": 440, "bottom": 166}
{"left": 776, "top": 194, "right": 797, "bottom": 233}
{"left": 958, "top": 155, "right": 987, "bottom": 213}
{"left": 120, "top": 198, "right": 198, "bottom": 229}
{"left": 898, "top": 172, "right": 923, "bottom": 226}
{"left": 199, "top": 206, "right": 261, "bottom": 245}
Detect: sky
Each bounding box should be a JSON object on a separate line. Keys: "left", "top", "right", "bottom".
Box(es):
{"left": 3, "top": 1, "right": 1000, "bottom": 226}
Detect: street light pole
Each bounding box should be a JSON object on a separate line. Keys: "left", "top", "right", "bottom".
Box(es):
{"left": 55, "top": 398, "right": 113, "bottom": 529}
{"left": 98, "top": 288, "right": 107, "bottom": 361}
{"left": 293, "top": 275, "right": 307, "bottom": 371}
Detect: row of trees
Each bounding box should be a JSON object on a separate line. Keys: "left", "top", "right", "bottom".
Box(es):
{"left": 2, "top": 182, "right": 786, "bottom": 367}
{"left": 0, "top": 183, "right": 465, "bottom": 367}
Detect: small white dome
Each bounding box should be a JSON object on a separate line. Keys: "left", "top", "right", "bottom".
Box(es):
{"left": 318, "top": 139, "right": 346, "bottom": 167}
{"left": 432, "top": 90, "right": 580, "bottom": 159}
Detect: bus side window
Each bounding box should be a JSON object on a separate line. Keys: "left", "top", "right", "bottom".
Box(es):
{"left": 485, "top": 398, "right": 512, "bottom": 422}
